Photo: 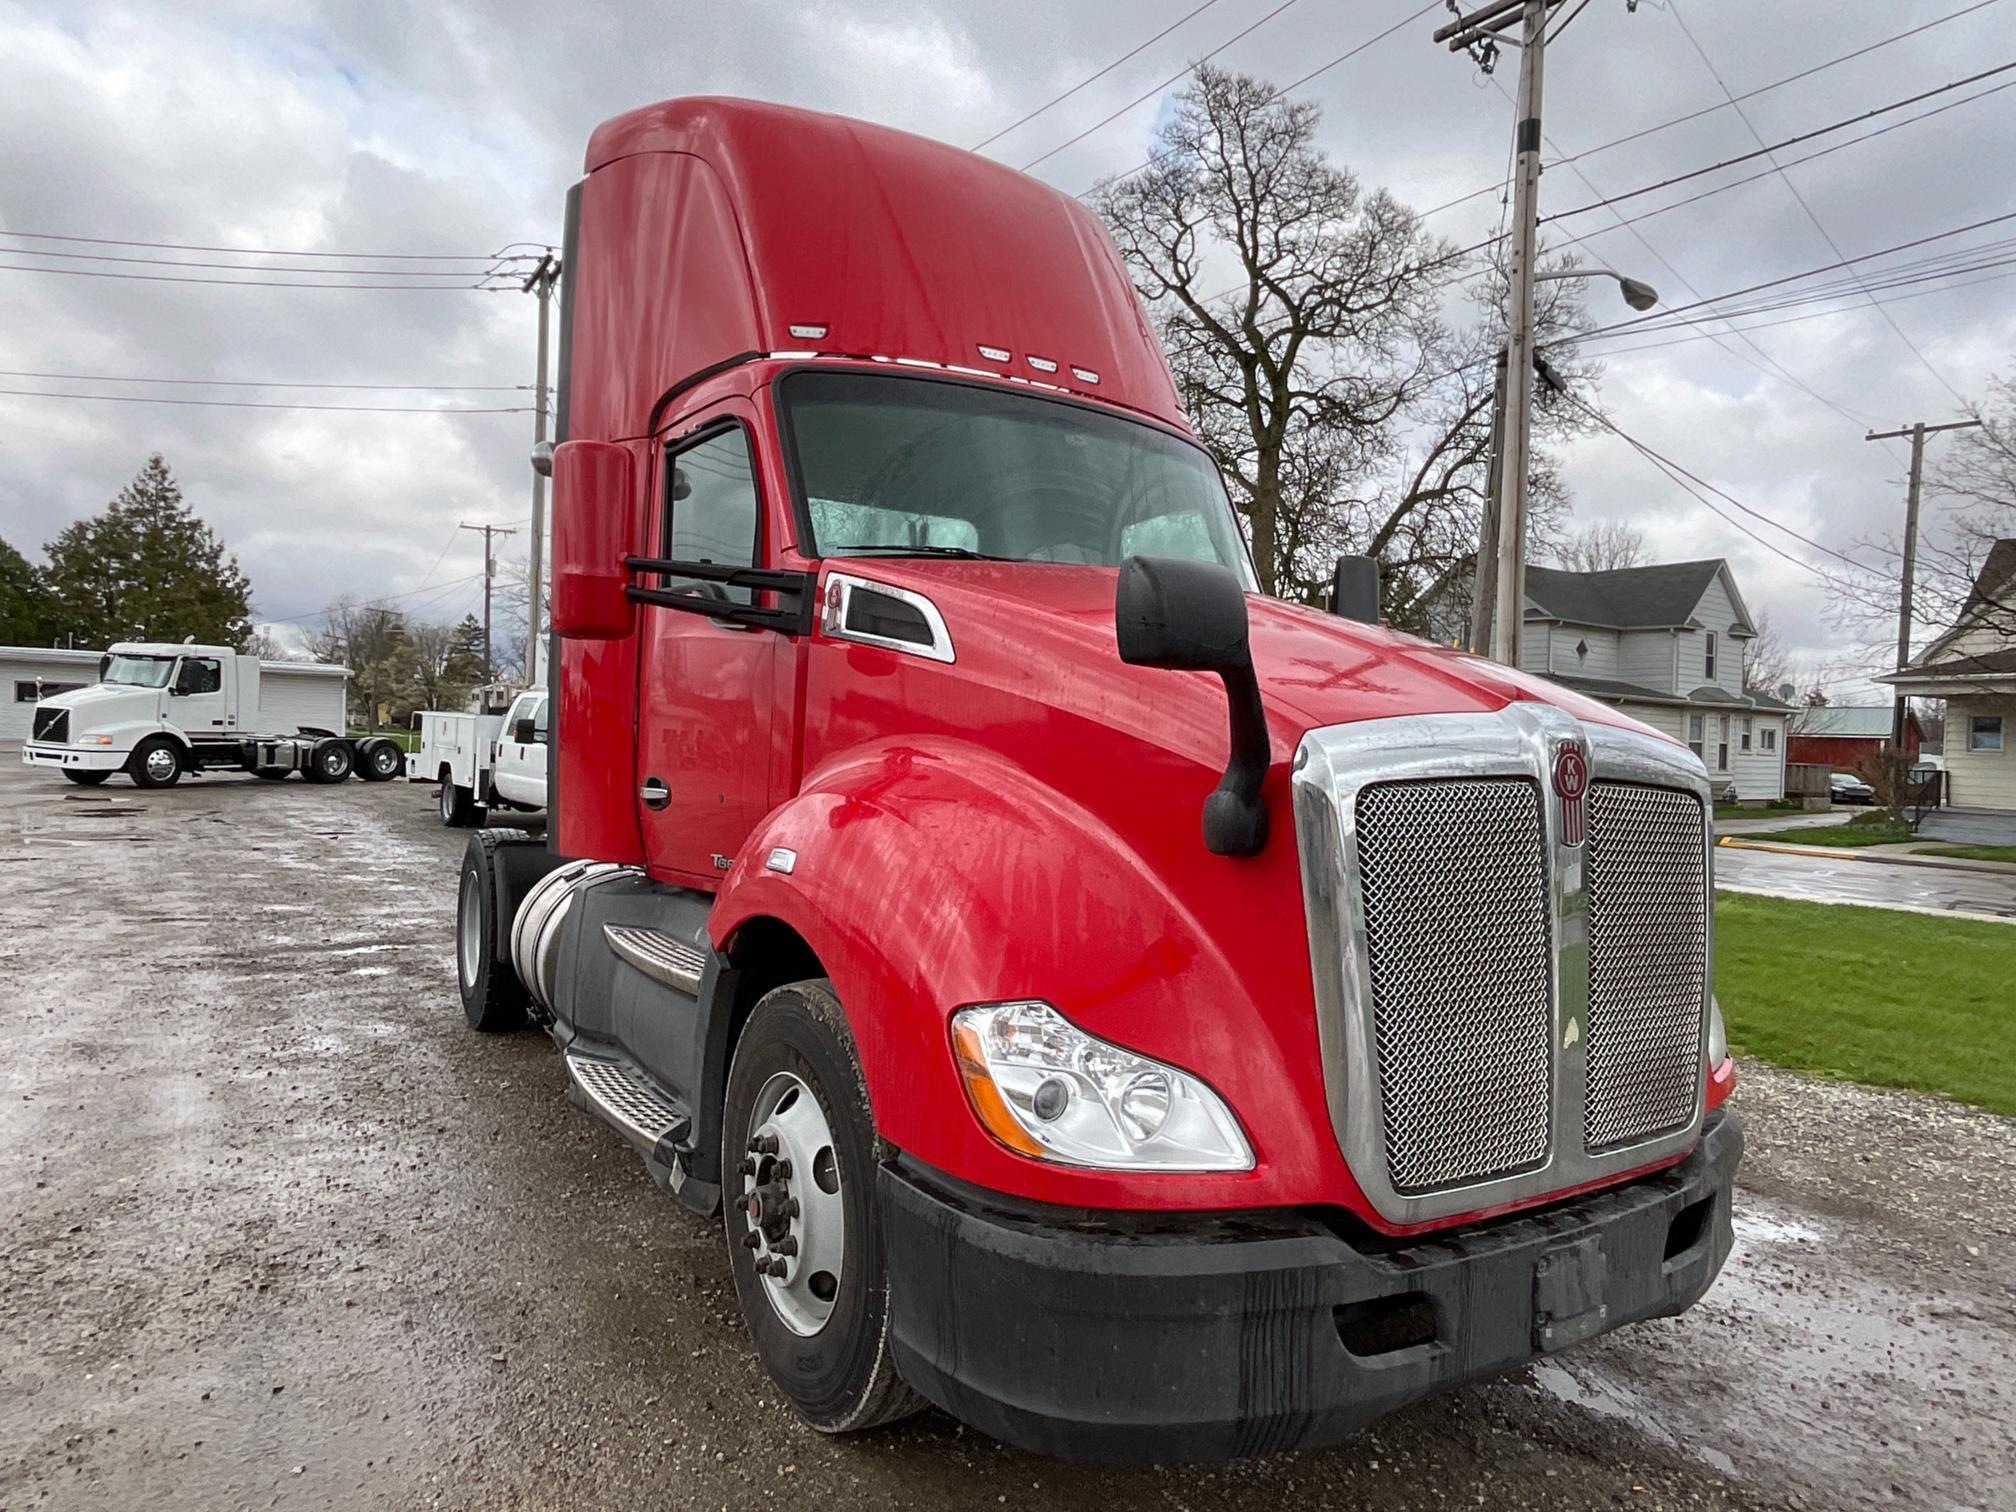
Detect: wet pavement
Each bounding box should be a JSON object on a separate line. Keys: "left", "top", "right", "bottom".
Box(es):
{"left": 3, "top": 755, "right": 2012, "bottom": 1510}
{"left": 1714, "top": 842, "right": 2016, "bottom": 919}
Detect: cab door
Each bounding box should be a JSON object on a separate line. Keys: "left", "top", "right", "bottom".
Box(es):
{"left": 169, "top": 655, "right": 228, "bottom": 736}
{"left": 633, "top": 405, "right": 780, "bottom": 886}
{"left": 491, "top": 693, "right": 546, "bottom": 807}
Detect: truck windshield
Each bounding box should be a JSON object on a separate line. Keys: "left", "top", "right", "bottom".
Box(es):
{"left": 102, "top": 655, "right": 176, "bottom": 689}
{"left": 780, "top": 371, "right": 1255, "bottom": 586}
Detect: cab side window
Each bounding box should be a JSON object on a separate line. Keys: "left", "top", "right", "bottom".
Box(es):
{"left": 531, "top": 695, "right": 549, "bottom": 744}
{"left": 177, "top": 658, "right": 222, "bottom": 695}
{"left": 663, "top": 425, "right": 760, "bottom": 605}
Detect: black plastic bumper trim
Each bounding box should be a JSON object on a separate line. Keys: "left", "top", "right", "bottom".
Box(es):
{"left": 880, "top": 1110, "right": 1742, "bottom": 1464}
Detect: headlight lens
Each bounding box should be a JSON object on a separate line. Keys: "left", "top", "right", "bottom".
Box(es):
{"left": 1707, "top": 995, "right": 1729, "bottom": 1067}
{"left": 75, "top": 734, "right": 114, "bottom": 746}
{"left": 950, "top": 1002, "right": 1253, "bottom": 1171}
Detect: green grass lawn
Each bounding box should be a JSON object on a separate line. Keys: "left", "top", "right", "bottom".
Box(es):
{"left": 1914, "top": 843, "right": 2016, "bottom": 865}
{"left": 1714, "top": 892, "right": 2016, "bottom": 1116}
{"left": 1727, "top": 822, "right": 1913, "bottom": 847}
{"left": 350, "top": 727, "right": 419, "bottom": 752}
{"left": 1713, "top": 800, "right": 1812, "bottom": 821}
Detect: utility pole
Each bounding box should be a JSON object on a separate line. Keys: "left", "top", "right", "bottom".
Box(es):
{"left": 1469, "top": 347, "right": 1509, "bottom": 655}
{"left": 459, "top": 522, "right": 517, "bottom": 684}
{"left": 1435, "top": 0, "right": 1564, "bottom": 667}
{"left": 1865, "top": 417, "right": 1981, "bottom": 812}
{"left": 521, "top": 253, "right": 560, "bottom": 691}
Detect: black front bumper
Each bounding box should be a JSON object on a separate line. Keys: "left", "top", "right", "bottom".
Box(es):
{"left": 882, "top": 1111, "right": 1741, "bottom": 1464}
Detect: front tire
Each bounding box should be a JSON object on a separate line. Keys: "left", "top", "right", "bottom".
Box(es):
{"left": 128, "top": 737, "right": 183, "bottom": 789}
{"left": 61, "top": 769, "right": 111, "bottom": 787}
{"left": 723, "top": 981, "right": 923, "bottom": 1435}
{"left": 455, "top": 829, "right": 533, "bottom": 1032}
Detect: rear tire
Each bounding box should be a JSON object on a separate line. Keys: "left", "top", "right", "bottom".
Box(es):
{"left": 127, "top": 737, "right": 184, "bottom": 789}
{"left": 456, "top": 829, "right": 534, "bottom": 1032}
{"left": 303, "top": 739, "right": 354, "bottom": 784}
{"left": 61, "top": 769, "right": 111, "bottom": 787}
{"left": 439, "top": 773, "right": 481, "bottom": 827}
{"left": 723, "top": 980, "right": 924, "bottom": 1435}
{"left": 357, "top": 739, "right": 403, "bottom": 782}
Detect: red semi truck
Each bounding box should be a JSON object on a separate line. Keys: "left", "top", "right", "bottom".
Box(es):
{"left": 454, "top": 97, "right": 1740, "bottom": 1462}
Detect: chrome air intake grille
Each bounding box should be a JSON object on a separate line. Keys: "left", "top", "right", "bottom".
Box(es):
{"left": 1355, "top": 778, "right": 1554, "bottom": 1194}
{"left": 1584, "top": 781, "right": 1707, "bottom": 1152}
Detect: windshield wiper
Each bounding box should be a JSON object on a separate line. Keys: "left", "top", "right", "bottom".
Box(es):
{"left": 838, "top": 543, "right": 1001, "bottom": 560}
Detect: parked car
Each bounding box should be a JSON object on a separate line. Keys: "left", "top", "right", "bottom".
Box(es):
{"left": 1830, "top": 772, "right": 1877, "bottom": 805}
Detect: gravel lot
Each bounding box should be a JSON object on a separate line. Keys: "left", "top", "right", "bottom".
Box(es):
{"left": 2, "top": 753, "right": 2011, "bottom": 1511}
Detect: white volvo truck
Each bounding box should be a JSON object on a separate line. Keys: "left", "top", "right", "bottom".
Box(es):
{"left": 20, "top": 642, "right": 401, "bottom": 789}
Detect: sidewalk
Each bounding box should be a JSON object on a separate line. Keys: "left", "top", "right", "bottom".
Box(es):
{"left": 1719, "top": 835, "right": 2016, "bottom": 877}
{"left": 1712, "top": 810, "right": 1855, "bottom": 837}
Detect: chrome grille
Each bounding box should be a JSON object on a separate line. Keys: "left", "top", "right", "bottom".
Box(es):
{"left": 1584, "top": 781, "right": 1707, "bottom": 1151}
{"left": 1355, "top": 778, "right": 1553, "bottom": 1194}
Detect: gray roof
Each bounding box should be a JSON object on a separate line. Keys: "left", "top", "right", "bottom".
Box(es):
{"left": 1885, "top": 647, "right": 2016, "bottom": 683}
{"left": 1791, "top": 706, "right": 1898, "bottom": 739}
{"left": 1550, "top": 672, "right": 1790, "bottom": 712}
{"left": 1523, "top": 559, "right": 1747, "bottom": 632}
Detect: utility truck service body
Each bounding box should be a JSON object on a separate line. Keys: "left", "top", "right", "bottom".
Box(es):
{"left": 21, "top": 642, "right": 400, "bottom": 788}
{"left": 454, "top": 98, "right": 1740, "bottom": 1462}
{"left": 414, "top": 690, "right": 548, "bottom": 826}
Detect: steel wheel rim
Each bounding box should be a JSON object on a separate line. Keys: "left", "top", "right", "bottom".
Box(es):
{"left": 741, "top": 1070, "right": 845, "bottom": 1337}
{"left": 457, "top": 870, "right": 482, "bottom": 987}
{"left": 440, "top": 783, "right": 454, "bottom": 821}
{"left": 374, "top": 747, "right": 398, "bottom": 776}
{"left": 143, "top": 747, "right": 177, "bottom": 782}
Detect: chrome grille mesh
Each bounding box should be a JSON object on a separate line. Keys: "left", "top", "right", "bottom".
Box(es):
{"left": 1356, "top": 779, "right": 1553, "bottom": 1193}
{"left": 1584, "top": 781, "right": 1707, "bottom": 1151}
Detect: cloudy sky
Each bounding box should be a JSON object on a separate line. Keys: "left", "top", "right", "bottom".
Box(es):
{"left": 3, "top": 0, "right": 2011, "bottom": 695}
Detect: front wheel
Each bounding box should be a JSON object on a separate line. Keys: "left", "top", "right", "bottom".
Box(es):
{"left": 61, "top": 769, "right": 111, "bottom": 787}
{"left": 455, "top": 830, "right": 532, "bottom": 1032}
{"left": 723, "top": 981, "right": 923, "bottom": 1435}
{"left": 127, "top": 737, "right": 183, "bottom": 789}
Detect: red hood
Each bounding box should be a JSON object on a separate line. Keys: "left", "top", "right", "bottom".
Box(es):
{"left": 828, "top": 559, "right": 1670, "bottom": 757}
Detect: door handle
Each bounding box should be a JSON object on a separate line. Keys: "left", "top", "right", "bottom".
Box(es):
{"left": 640, "top": 777, "right": 670, "bottom": 811}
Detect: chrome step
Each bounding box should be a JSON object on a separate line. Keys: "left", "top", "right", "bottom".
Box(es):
{"left": 565, "top": 1051, "right": 691, "bottom": 1151}
{"left": 604, "top": 924, "right": 705, "bottom": 995}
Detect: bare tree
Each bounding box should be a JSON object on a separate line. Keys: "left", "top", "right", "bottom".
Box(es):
{"left": 1741, "top": 609, "right": 1794, "bottom": 698}
{"left": 1094, "top": 66, "right": 1462, "bottom": 600}
{"left": 1552, "top": 518, "right": 1647, "bottom": 574}
{"left": 308, "top": 596, "right": 416, "bottom": 728}
{"left": 1922, "top": 372, "right": 2016, "bottom": 638}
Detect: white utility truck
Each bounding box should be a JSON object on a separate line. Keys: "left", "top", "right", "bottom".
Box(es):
{"left": 411, "top": 687, "right": 547, "bottom": 827}
{"left": 20, "top": 641, "right": 400, "bottom": 789}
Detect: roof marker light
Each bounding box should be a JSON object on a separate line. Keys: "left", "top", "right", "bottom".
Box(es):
{"left": 1026, "top": 355, "right": 1058, "bottom": 373}
{"left": 788, "top": 323, "right": 828, "bottom": 340}
{"left": 977, "top": 344, "right": 1011, "bottom": 363}
{"left": 1071, "top": 366, "right": 1101, "bottom": 385}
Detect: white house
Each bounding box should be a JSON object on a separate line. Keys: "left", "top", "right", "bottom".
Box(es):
{"left": 1881, "top": 538, "right": 2016, "bottom": 836}
{"left": 1, "top": 644, "right": 348, "bottom": 742}
{"left": 1519, "top": 558, "right": 1793, "bottom": 801}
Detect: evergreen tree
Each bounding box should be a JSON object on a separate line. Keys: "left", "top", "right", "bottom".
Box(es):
{"left": 444, "top": 614, "right": 487, "bottom": 685}
{"left": 0, "top": 534, "right": 54, "bottom": 645}
{"left": 41, "top": 454, "right": 254, "bottom": 648}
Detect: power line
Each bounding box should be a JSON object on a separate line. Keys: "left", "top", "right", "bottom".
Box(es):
{"left": 1540, "top": 57, "right": 2016, "bottom": 227}
{"left": 970, "top": 0, "right": 1225, "bottom": 152}
{"left": 0, "top": 387, "right": 531, "bottom": 413}
{"left": 1410, "top": 0, "right": 2010, "bottom": 223}
{"left": 0, "top": 245, "right": 516, "bottom": 277}
{"left": 0, "top": 227, "right": 538, "bottom": 260}
{"left": 1666, "top": 0, "right": 1970, "bottom": 407}
{"left": 0, "top": 262, "right": 512, "bottom": 290}
{"left": 0, "top": 368, "right": 529, "bottom": 392}
{"left": 1022, "top": 0, "right": 1310, "bottom": 173}
{"left": 260, "top": 571, "right": 489, "bottom": 625}
{"left": 1077, "top": 1, "right": 1443, "bottom": 192}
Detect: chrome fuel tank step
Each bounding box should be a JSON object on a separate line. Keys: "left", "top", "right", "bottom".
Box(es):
{"left": 604, "top": 924, "right": 706, "bottom": 995}
{"left": 565, "top": 1049, "right": 692, "bottom": 1153}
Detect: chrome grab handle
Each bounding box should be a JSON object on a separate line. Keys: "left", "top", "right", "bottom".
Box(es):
{"left": 639, "top": 777, "right": 670, "bottom": 811}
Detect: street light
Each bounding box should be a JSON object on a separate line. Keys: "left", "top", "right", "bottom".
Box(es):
{"left": 1535, "top": 265, "right": 1660, "bottom": 311}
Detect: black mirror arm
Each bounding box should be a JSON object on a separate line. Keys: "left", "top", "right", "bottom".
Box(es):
{"left": 1203, "top": 663, "right": 1270, "bottom": 857}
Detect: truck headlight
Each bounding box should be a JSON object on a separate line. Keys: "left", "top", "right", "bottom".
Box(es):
{"left": 1707, "top": 995, "right": 1729, "bottom": 1068}
{"left": 950, "top": 1002, "right": 1253, "bottom": 1172}
{"left": 74, "top": 734, "right": 114, "bottom": 746}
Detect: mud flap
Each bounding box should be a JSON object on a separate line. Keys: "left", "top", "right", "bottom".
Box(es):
{"left": 1533, "top": 1235, "right": 1610, "bottom": 1353}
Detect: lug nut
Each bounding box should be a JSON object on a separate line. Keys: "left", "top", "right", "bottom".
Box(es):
{"left": 748, "top": 1133, "right": 779, "bottom": 1156}
{"left": 785, "top": 1198, "right": 801, "bottom": 1219}
{"left": 774, "top": 1160, "right": 792, "bottom": 1181}
{"left": 736, "top": 1157, "right": 756, "bottom": 1177}
{"left": 774, "top": 1236, "right": 798, "bottom": 1257}
{"left": 742, "top": 1231, "right": 760, "bottom": 1250}
{"left": 753, "top": 1256, "right": 772, "bottom": 1275}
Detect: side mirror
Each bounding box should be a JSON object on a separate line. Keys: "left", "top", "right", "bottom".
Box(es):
{"left": 551, "top": 439, "right": 637, "bottom": 639}
{"left": 1328, "top": 554, "right": 1381, "bottom": 624}
{"left": 1115, "top": 556, "right": 1270, "bottom": 857}
{"left": 512, "top": 718, "right": 538, "bottom": 745}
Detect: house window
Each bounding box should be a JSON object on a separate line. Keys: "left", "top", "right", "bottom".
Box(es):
{"left": 1717, "top": 714, "right": 1731, "bottom": 770}
{"left": 1741, "top": 716, "right": 1753, "bottom": 752}
{"left": 1705, "top": 631, "right": 1717, "bottom": 682}
{"left": 1688, "top": 712, "right": 1705, "bottom": 761}
{"left": 14, "top": 680, "right": 83, "bottom": 703}
{"left": 1972, "top": 714, "right": 2005, "bottom": 752}
{"left": 1762, "top": 726, "right": 1777, "bottom": 752}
